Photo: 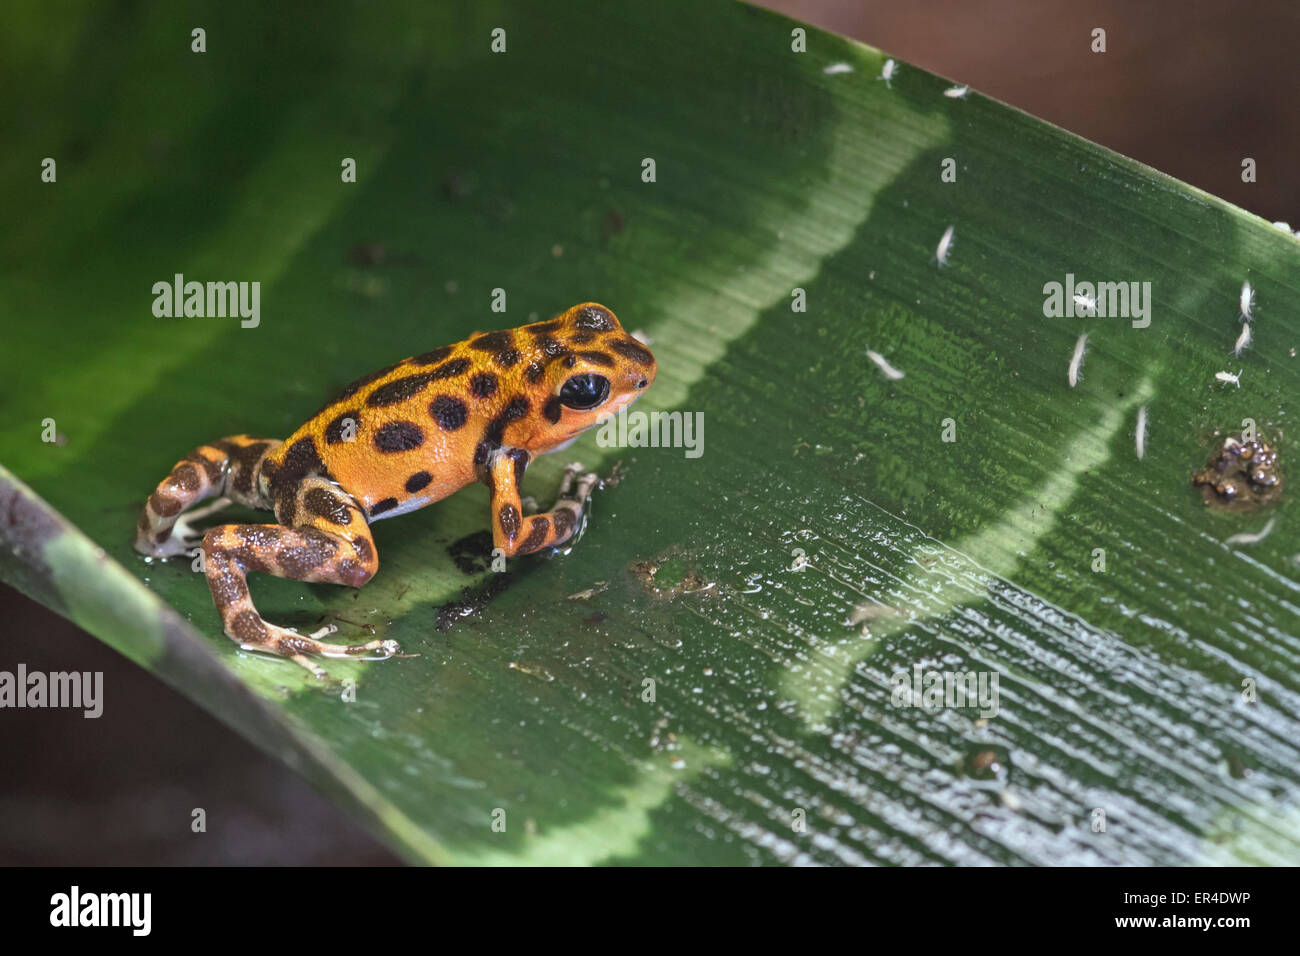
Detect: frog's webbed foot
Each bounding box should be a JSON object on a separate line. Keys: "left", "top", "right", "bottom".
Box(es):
{"left": 238, "top": 621, "right": 401, "bottom": 680}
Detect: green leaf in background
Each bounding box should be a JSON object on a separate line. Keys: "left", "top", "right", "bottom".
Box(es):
{"left": 2, "top": 0, "right": 1299, "bottom": 864}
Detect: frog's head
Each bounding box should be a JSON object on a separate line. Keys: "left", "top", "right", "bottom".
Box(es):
{"left": 514, "top": 302, "right": 656, "bottom": 455}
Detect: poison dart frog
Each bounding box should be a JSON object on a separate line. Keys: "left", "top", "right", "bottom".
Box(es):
{"left": 133, "top": 303, "right": 656, "bottom": 678}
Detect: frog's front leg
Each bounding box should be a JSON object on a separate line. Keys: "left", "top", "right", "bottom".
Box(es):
{"left": 201, "top": 476, "right": 399, "bottom": 679}
{"left": 487, "top": 452, "right": 599, "bottom": 557}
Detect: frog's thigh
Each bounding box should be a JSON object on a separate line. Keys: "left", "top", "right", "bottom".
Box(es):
{"left": 487, "top": 453, "right": 597, "bottom": 557}
{"left": 200, "top": 478, "right": 389, "bottom": 677}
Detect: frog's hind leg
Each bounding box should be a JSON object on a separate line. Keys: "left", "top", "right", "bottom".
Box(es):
{"left": 200, "top": 476, "right": 399, "bottom": 679}
{"left": 133, "top": 435, "right": 280, "bottom": 558}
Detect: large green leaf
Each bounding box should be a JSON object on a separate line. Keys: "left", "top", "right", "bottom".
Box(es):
{"left": 3, "top": 0, "right": 1299, "bottom": 864}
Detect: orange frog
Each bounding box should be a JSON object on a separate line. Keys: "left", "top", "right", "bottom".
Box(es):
{"left": 134, "top": 303, "right": 656, "bottom": 678}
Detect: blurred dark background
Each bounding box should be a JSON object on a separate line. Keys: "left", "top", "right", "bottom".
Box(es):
{"left": 2, "top": 0, "right": 1296, "bottom": 865}
{"left": 761, "top": 0, "right": 1300, "bottom": 223}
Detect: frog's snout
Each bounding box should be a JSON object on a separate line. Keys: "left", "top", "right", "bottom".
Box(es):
{"left": 629, "top": 344, "right": 657, "bottom": 393}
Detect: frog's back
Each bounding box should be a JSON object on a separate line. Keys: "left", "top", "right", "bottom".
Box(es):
{"left": 265, "top": 338, "right": 489, "bottom": 519}
{"left": 263, "top": 304, "right": 655, "bottom": 522}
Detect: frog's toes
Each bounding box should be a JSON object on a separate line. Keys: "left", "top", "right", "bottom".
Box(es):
{"left": 314, "top": 634, "right": 402, "bottom": 661}
{"left": 153, "top": 504, "right": 234, "bottom": 558}
{"left": 238, "top": 620, "right": 400, "bottom": 678}
{"left": 558, "top": 462, "right": 599, "bottom": 500}
{"left": 143, "top": 528, "right": 202, "bottom": 560}
{"left": 563, "top": 470, "right": 601, "bottom": 504}
{"left": 136, "top": 496, "right": 232, "bottom": 559}
{"left": 183, "top": 496, "right": 233, "bottom": 524}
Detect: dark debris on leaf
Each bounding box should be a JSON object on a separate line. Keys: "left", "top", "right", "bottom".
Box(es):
{"left": 1192, "top": 433, "right": 1283, "bottom": 511}
{"left": 447, "top": 530, "right": 495, "bottom": 575}
{"left": 435, "top": 573, "right": 513, "bottom": 633}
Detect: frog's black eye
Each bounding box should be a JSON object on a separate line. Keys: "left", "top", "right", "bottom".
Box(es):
{"left": 560, "top": 373, "right": 610, "bottom": 410}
